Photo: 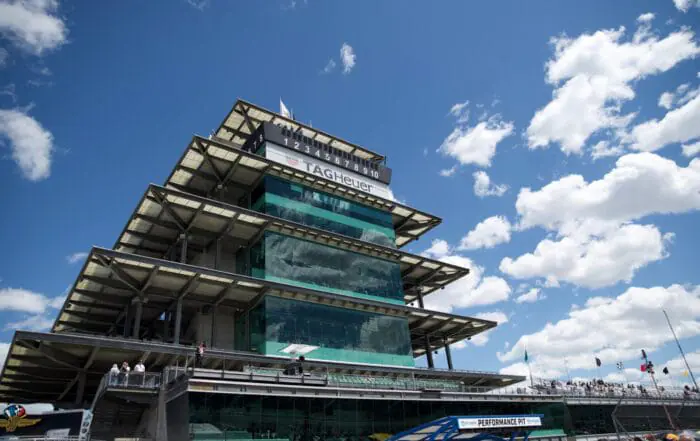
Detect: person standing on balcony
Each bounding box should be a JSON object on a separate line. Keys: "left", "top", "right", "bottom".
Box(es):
{"left": 133, "top": 360, "right": 146, "bottom": 386}
{"left": 195, "top": 342, "right": 206, "bottom": 368}
{"left": 109, "top": 364, "right": 119, "bottom": 386}
{"left": 119, "top": 361, "right": 131, "bottom": 386}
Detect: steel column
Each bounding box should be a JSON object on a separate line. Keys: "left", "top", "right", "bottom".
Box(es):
{"left": 425, "top": 335, "right": 434, "bottom": 368}
{"left": 74, "top": 372, "right": 86, "bottom": 405}
{"left": 444, "top": 337, "right": 453, "bottom": 370}
{"left": 180, "top": 234, "right": 188, "bottom": 264}
{"left": 211, "top": 306, "right": 218, "bottom": 348}
{"left": 174, "top": 298, "right": 183, "bottom": 345}
{"left": 417, "top": 290, "right": 424, "bottom": 309}
{"left": 132, "top": 298, "right": 143, "bottom": 339}
{"left": 123, "top": 304, "right": 131, "bottom": 338}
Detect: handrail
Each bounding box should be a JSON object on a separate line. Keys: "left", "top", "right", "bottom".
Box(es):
{"left": 103, "top": 371, "right": 162, "bottom": 390}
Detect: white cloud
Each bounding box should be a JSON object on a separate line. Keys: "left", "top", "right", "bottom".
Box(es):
{"left": 515, "top": 152, "right": 700, "bottom": 232}
{"left": 459, "top": 215, "right": 512, "bottom": 250}
{"left": 682, "top": 140, "right": 700, "bottom": 157}
{"left": 449, "top": 100, "right": 470, "bottom": 123}
{"left": 658, "top": 92, "right": 675, "bottom": 110}
{"left": 321, "top": 58, "right": 336, "bottom": 74}
{"left": 422, "top": 239, "right": 451, "bottom": 259}
{"left": 515, "top": 288, "right": 545, "bottom": 304}
{"left": 4, "top": 313, "right": 54, "bottom": 331}
{"left": 527, "top": 24, "right": 700, "bottom": 155}
{"left": 0, "top": 48, "right": 8, "bottom": 68}
{"left": 439, "top": 115, "right": 514, "bottom": 168}
{"left": 469, "top": 311, "right": 509, "bottom": 347}
{"left": 500, "top": 222, "right": 673, "bottom": 289}
{"left": 473, "top": 170, "right": 508, "bottom": 197}
{"left": 0, "top": 342, "right": 9, "bottom": 370}
{"left": 637, "top": 12, "right": 655, "bottom": 23}
{"left": 418, "top": 251, "right": 511, "bottom": 313}
{"left": 66, "top": 251, "right": 88, "bottom": 264}
{"left": 591, "top": 140, "right": 625, "bottom": 160}
{"left": 0, "top": 84, "right": 16, "bottom": 103}
{"left": 439, "top": 165, "right": 458, "bottom": 177}
{"left": 498, "top": 284, "right": 700, "bottom": 377}
{"left": 0, "top": 287, "right": 63, "bottom": 314}
{"left": 673, "top": 0, "right": 700, "bottom": 12}
{"left": 627, "top": 89, "right": 700, "bottom": 152}
{"left": 0, "top": 108, "right": 54, "bottom": 181}
{"left": 340, "top": 43, "right": 356, "bottom": 74}
{"left": 0, "top": 0, "right": 68, "bottom": 55}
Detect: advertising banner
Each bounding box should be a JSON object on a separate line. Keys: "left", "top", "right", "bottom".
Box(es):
{"left": 265, "top": 142, "right": 395, "bottom": 201}
{"left": 457, "top": 416, "right": 542, "bottom": 430}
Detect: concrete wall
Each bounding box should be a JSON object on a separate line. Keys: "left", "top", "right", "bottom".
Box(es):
{"left": 187, "top": 308, "right": 236, "bottom": 350}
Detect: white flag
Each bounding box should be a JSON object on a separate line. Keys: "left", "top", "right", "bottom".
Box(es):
{"left": 280, "top": 99, "right": 291, "bottom": 118}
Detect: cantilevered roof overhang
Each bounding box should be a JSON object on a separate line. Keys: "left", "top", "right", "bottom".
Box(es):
{"left": 215, "top": 99, "right": 385, "bottom": 163}
{"left": 52, "top": 247, "right": 493, "bottom": 357}
{"left": 165, "top": 135, "right": 440, "bottom": 248}
{"left": 114, "top": 184, "right": 467, "bottom": 303}
{"left": 0, "top": 331, "right": 523, "bottom": 404}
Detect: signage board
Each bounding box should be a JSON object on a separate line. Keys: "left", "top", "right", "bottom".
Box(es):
{"left": 265, "top": 142, "right": 395, "bottom": 200}
{"left": 243, "top": 122, "right": 392, "bottom": 185}
{"left": 457, "top": 416, "right": 542, "bottom": 430}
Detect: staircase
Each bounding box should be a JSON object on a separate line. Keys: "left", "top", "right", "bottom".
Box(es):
{"left": 91, "top": 395, "right": 152, "bottom": 440}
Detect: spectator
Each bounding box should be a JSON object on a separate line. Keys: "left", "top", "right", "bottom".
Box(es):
{"left": 109, "top": 364, "right": 119, "bottom": 386}
{"left": 133, "top": 360, "right": 146, "bottom": 386}
{"left": 119, "top": 361, "right": 131, "bottom": 386}
{"left": 195, "top": 342, "right": 206, "bottom": 368}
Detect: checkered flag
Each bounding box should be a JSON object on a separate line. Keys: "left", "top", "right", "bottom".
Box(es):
{"left": 616, "top": 362, "right": 624, "bottom": 370}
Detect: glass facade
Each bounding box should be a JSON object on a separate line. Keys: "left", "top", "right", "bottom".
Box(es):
{"left": 251, "top": 176, "right": 396, "bottom": 248}
{"left": 188, "top": 393, "right": 572, "bottom": 440}
{"left": 250, "top": 231, "right": 405, "bottom": 304}
{"left": 244, "top": 296, "right": 414, "bottom": 366}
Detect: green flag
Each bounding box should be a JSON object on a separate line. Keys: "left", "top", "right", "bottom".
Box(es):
{"left": 524, "top": 350, "right": 529, "bottom": 363}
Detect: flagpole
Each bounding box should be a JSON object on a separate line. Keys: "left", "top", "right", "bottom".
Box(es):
{"left": 642, "top": 351, "right": 677, "bottom": 430}
{"left": 525, "top": 349, "right": 533, "bottom": 388}
{"left": 664, "top": 309, "right": 699, "bottom": 390}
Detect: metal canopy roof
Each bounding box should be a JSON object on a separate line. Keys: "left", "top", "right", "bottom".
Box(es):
{"left": 215, "top": 99, "right": 385, "bottom": 163}
{"left": 114, "top": 184, "right": 468, "bottom": 303}
{"left": 52, "top": 247, "right": 492, "bottom": 357}
{"left": 0, "top": 331, "right": 523, "bottom": 404}
{"left": 165, "top": 135, "right": 440, "bottom": 248}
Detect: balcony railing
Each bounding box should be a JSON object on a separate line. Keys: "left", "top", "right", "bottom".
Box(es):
{"left": 104, "top": 372, "right": 162, "bottom": 390}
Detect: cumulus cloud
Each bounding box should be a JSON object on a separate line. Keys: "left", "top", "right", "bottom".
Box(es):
{"left": 637, "top": 12, "right": 655, "bottom": 23}
{"left": 4, "top": 313, "right": 54, "bottom": 331}
{"left": 340, "top": 43, "right": 356, "bottom": 74}
{"left": 627, "top": 89, "right": 700, "bottom": 152}
{"left": 0, "top": 342, "right": 9, "bottom": 370}
{"left": 498, "top": 284, "right": 700, "bottom": 376}
{"left": 682, "top": 140, "right": 700, "bottom": 157}
{"left": 526, "top": 23, "right": 700, "bottom": 156}
{"left": 439, "top": 165, "right": 458, "bottom": 177}
{"left": 500, "top": 222, "right": 673, "bottom": 289}
{"left": 0, "top": 108, "right": 54, "bottom": 181}
{"left": 418, "top": 246, "right": 511, "bottom": 313}
{"left": 0, "top": 48, "right": 8, "bottom": 67}
{"left": 515, "top": 152, "right": 700, "bottom": 232}
{"left": 591, "top": 140, "right": 625, "bottom": 160}
{"left": 459, "top": 215, "right": 512, "bottom": 250}
{"left": 0, "top": 287, "right": 63, "bottom": 314}
{"left": 515, "top": 288, "right": 545, "bottom": 304}
{"left": 673, "top": 0, "right": 700, "bottom": 12}
{"left": 66, "top": 251, "right": 88, "bottom": 264}
{"left": 473, "top": 171, "right": 508, "bottom": 197}
{"left": 438, "top": 102, "right": 514, "bottom": 168}
{"left": 468, "top": 311, "right": 509, "bottom": 347}
{"left": 0, "top": 0, "right": 68, "bottom": 55}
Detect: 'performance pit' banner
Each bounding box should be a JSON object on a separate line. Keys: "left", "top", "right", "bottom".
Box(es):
{"left": 457, "top": 416, "right": 542, "bottom": 430}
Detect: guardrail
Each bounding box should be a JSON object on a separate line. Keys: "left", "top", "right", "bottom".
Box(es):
{"left": 104, "top": 372, "right": 161, "bottom": 390}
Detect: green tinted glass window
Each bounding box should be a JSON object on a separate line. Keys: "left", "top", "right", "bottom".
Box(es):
{"left": 250, "top": 231, "right": 404, "bottom": 304}
{"left": 252, "top": 176, "right": 396, "bottom": 248}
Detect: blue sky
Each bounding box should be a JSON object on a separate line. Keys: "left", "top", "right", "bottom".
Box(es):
{"left": 1, "top": 0, "right": 700, "bottom": 389}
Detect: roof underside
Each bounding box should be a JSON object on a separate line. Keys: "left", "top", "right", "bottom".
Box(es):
{"left": 52, "top": 247, "right": 492, "bottom": 356}
{"left": 215, "top": 99, "right": 385, "bottom": 163}
{"left": 165, "top": 135, "right": 440, "bottom": 249}
{"left": 114, "top": 184, "right": 467, "bottom": 303}
{"left": 0, "top": 331, "right": 523, "bottom": 404}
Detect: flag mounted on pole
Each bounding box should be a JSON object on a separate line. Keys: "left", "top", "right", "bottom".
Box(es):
{"left": 280, "top": 98, "right": 292, "bottom": 118}
{"left": 640, "top": 363, "right": 647, "bottom": 372}
{"left": 663, "top": 367, "right": 669, "bottom": 375}
{"left": 616, "top": 362, "right": 624, "bottom": 370}
{"left": 595, "top": 357, "right": 601, "bottom": 367}
{"left": 524, "top": 350, "right": 529, "bottom": 363}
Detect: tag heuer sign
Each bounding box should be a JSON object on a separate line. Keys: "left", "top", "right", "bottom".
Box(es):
{"left": 264, "top": 143, "right": 395, "bottom": 200}
{"left": 457, "top": 416, "right": 542, "bottom": 430}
